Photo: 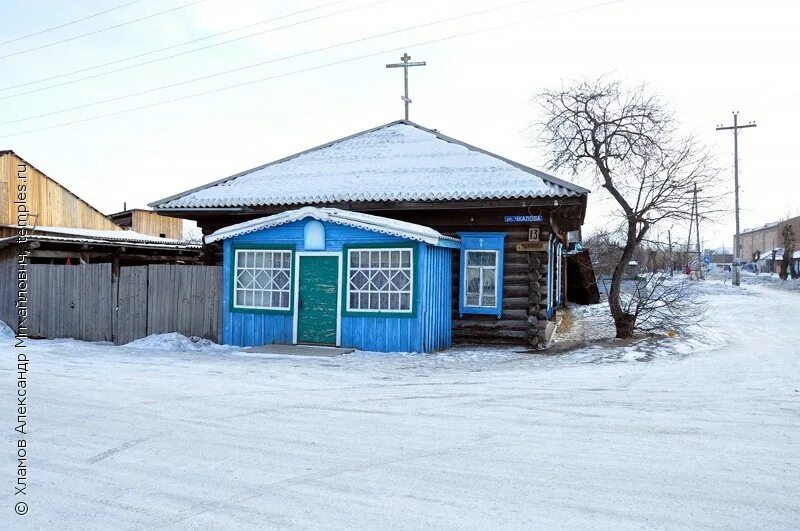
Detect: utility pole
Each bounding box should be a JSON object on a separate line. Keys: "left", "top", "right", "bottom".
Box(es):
{"left": 716, "top": 111, "right": 757, "bottom": 286}
{"left": 668, "top": 229, "right": 673, "bottom": 277}
{"left": 694, "top": 183, "right": 703, "bottom": 280}
{"left": 385, "top": 53, "right": 426, "bottom": 120}
{"left": 686, "top": 205, "right": 694, "bottom": 273}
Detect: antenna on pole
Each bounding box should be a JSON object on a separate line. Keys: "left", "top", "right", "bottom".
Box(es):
{"left": 385, "top": 52, "right": 426, "bottom": 120}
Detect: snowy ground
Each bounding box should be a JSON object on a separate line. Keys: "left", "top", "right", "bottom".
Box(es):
{"left": 708, "top": 268, "right": 800, "bottom": 292}
{"left": 1, "top": 281, "right": 799, "bottom": 529}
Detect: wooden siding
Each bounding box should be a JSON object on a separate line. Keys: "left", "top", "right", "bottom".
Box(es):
{"left": 420, "top": 245, "right": 452, "bottom": 352}
{"left": 131, "top": 210, "right": 183, "bottom": 239}
{"left": 0, "top": 151, "right": 120, "bottom": 231}
{"left": 221, "top": 220, "right": 452, "bottom": 352}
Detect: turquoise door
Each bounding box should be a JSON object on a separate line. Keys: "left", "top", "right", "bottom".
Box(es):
{"left": 297, "top": 255, "right": 339, "bottom": 345}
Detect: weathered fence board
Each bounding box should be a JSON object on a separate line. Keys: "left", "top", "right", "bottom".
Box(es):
{"left": 28, "top": 263, "right": 113, "bottom": 342}
{"left": 113, "top": 266, "right": 148, "bottom": 345}
{"left": 146, "top": 265, "right": 221, "bottom": 341}
{"left": 1, "top": 261, "right": 221, "bottom": 344}
{"left": 0, "top": 249, "right": 17, "bottom": 328}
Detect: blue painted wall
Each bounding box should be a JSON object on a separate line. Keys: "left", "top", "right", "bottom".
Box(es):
{"left": 221, "top": 220, "right": 453, "bottom": 352}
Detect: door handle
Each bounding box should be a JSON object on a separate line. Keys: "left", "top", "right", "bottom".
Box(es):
{"left": 299, "top": 299, "right": 304, "bottom": 310}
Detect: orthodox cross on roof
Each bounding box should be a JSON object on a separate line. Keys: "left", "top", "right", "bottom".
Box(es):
{"left": 385, "top": 52, "right": 426, "bottom": 120}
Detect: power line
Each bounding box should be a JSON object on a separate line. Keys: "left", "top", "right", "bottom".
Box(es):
{"left": 0, "top": 0, "right": 548, "bottom": 123}
{"left": 0, "top": 0, "right": 384, "bottom": 101}
{"left": 1, "top": 0, "right": 146, "bottom": 46}
{"left": 0, "top": 0, "right": 625, "bottom": 139}
{"left": 0, "top": 0, "right": 210, "bottom": 60}
{"left": 0, "top": 0, "right": 351, "bottom": 93}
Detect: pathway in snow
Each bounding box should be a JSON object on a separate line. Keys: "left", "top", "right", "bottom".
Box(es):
{"left": 1, "top": 283, "right": 798, "bottom": 528}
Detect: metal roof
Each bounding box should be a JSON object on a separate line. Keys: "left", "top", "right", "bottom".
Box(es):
{"left": 150, "top": 120, "right": 589, "bottom": 210}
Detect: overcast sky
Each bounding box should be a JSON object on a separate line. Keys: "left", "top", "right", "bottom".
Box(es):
{"left": 1, "top": 0, "right": 797, "bottom": 247}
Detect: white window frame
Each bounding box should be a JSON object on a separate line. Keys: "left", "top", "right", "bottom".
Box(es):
{"left": 345, "top": 247, "right": 414, "bottom": 314}
{"left": 233, "top": 248, "right": 293, "bottom": 311}
{"left": 463, "top": 249, "right": 499, "bottom": 309}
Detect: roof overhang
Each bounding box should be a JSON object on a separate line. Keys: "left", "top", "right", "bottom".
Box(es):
{"left": 206, "top": 206, "right": 461, "bottom": 248}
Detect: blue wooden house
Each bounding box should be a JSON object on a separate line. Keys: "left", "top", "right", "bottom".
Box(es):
{"left": 154, "top": 120, "right": 590, "bottom": 349}
{"left": 207, "top": 207, "right": 460, "bottom": 352}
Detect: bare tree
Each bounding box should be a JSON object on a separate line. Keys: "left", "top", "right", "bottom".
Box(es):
{"left": 779, "top": 221, "right": 797, "bottom": 280}
{"left": 537, "top": 78, "right": 719, "bottom": 338}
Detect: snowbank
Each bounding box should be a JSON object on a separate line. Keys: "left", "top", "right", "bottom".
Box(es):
{"left": 740, "top": 272, "right": 800, "bottom": 292}
{"left": 122, "top": 333, "right": 234, "bottom": 352}
{"left": 0, "top": 320, "right": 13, "bottom": 338}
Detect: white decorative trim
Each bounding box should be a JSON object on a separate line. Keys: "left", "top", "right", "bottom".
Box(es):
{"left": 207, "top": 206, "right": 458, "bottom": 246}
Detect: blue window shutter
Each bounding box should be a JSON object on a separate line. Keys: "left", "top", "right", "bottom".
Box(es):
{"left": 456, "top": 232, "right": 506, "bottom": 318}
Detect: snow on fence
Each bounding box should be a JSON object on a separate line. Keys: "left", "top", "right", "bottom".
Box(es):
{"left": 4, "top": 263, "right": 221, "bottom": 344}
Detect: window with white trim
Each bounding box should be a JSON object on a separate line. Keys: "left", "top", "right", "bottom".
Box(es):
{"left": 234, "top": 249, "right": 292, "bottom": 310}
{"left": 464, "top": 250, "right": 498, "bottom": 308}
{"left": 347, "top": 248, "right": 413, "bottom": 312}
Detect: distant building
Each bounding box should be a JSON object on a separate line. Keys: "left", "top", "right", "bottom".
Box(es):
{"left": 738, "top": 214, "right": 800, "bottom": 263}
{"left": 738, "top": 214, "right": 800, "bottom": 274}
{"left": 0, "top": 150, "right": 200, "bottom": 266}
{"left": 704, "top": 246, "right": 733, "bottom": 265}
{"left": 108, "top": 208, "right": 183, "bottom": 240}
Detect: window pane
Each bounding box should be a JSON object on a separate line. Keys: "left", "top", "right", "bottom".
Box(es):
{"left": 399, "top": 293, "right": 410, "bottom": 310}
{"left": 466, "top": 267, "right": 480, "bottom": 296}
{"left": 481, "top": 295, "right": 496, "bottom": 307}
{"left": 373, "top": 270, "right": 389, "bottom": 290}
{"left": 482, "top": 269, "right": 496, "bottom": 295}
{"left": 234, "top": 249, "right": 292, "bottom": 310}
{"left": 466, "top": 293, "right": 479, "bottom": 306}
{"left": 346, "top": 248, "right": 412, "bottom": 312}
{"left": 466, "top": 251, "right": 480, "bottom": 266}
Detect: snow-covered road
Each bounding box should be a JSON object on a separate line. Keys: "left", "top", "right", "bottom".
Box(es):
{"left": 2, "top": 282, "right": 798, "bottom": 529}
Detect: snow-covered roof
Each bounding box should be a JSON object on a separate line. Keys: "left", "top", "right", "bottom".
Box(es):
{"left": 150, "top": 121, "right": 588, "bottom": 210}
{"left": 205, "top": 206, "right": 460, "bottom": 247}
{"left": 1, "top": 225, "right": 196, "bottom": 247}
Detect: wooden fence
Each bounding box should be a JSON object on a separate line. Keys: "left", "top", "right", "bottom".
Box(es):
{"left": 2, "top": 262, "right": 221, "bottom": 344}
{"left": 0, "top": 249, "right": 17, "bottom": 329}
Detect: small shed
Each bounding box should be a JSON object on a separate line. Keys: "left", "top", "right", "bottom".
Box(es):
{"left": 206, "top": 207, "right": 460, "bottom": 353}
